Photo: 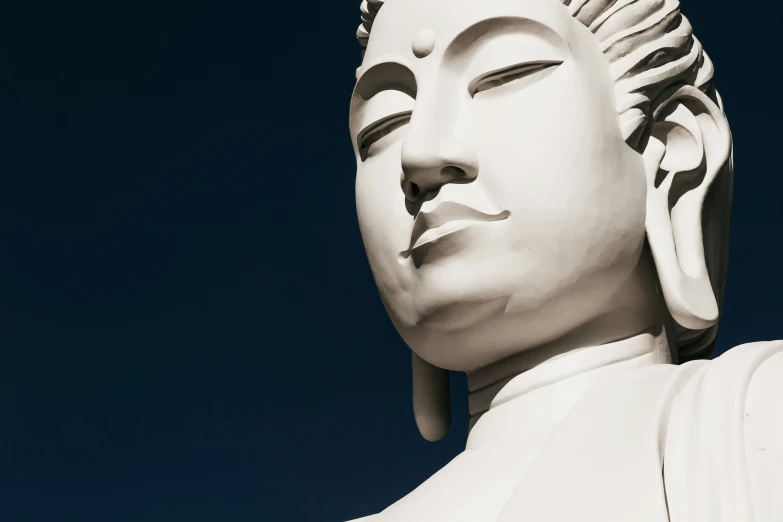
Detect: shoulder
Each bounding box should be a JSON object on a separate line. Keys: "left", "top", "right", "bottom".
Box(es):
{"left": 709, "top": 341, "right": 783, "bottom": 453}
{"left": 683, "top": 340, "right": 783, "bottom": 400}
{"left": 743, "top": 342, "right": 783, "bottom": 520}
{"left": 664, "top": 341, "right": 783, "bottom": 521}
{"left": 705, "top": 339, "right": 783, "bottom": 376}
{"left": 701, "top": 341, "right": 783, "bottom": 452}
{"left": 741, "top": 340, "right": 783, "bottom": 405}
{"left": 742, "top": 340, "right": 783, "bottom": 420}
{"left": 666, "top": 340, "right": 783, "bottom": 422}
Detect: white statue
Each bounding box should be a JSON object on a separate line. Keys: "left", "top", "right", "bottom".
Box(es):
{"left": 347, "top": 0, "right": 783, "bottom": 520}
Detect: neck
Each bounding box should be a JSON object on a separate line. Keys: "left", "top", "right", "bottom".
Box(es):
{"left": 466, "top": 324, "right": 672, "bottom": 431}
{"left": 466, "top": 246, "right": 668, "bottom": 428}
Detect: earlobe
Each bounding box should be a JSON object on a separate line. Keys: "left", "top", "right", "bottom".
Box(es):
{"left": 643, "top": 85, "right": 731, "bottom": 330}
{"left": 412, "top": 352, "right": 451, "bottom": 442}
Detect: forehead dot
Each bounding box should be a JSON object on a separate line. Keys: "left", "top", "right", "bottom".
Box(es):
{"left": 411, "top": 29, "right": 436, "bottom": 58}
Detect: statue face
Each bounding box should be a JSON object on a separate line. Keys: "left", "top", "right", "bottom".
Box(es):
{"left": 349, "top": 0, "right": 649, "bottom": 371}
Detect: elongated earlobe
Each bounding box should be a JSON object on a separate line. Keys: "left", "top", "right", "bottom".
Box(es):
{"left": 412, "top": 352, "right": 451, "bottom": 442}
{"left": 643, "top": 85, "right": 731, "bottom": 331}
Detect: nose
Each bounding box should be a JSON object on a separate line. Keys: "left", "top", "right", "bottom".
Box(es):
{"left": 400, "top": 106, "right": 479, "bottom": 203}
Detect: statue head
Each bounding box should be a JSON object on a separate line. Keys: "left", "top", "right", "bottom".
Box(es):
{"left": 349, "top": 0, "right": 733, "bottom": 438}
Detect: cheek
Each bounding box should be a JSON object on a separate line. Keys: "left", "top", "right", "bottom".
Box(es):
{"left": 468, "top": 66, "right": 646, "bottom": 262}
{"left": 355, "top": 138, "right": 416, "bottom": 295}
{"left": 470, "top": 64, "right": 622, "bottom": 186}
{"left": 355, "top": 138, "right": 406, "bottom": 239}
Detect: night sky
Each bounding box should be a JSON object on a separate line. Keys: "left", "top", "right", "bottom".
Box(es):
{"left": 0, "top": 1, "right": 781, "bottom": 521}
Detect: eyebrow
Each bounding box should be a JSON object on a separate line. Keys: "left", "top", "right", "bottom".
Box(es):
{"left": 443, "top": 16, "right": 569, "bottom": 62}
{"left": 354, "top": 61, "right": 417, "bottom": 101}
{"left": 352, "top": 16, "right": 567, "bottom": 101}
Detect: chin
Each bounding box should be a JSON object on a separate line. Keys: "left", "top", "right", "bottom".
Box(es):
{"left": 384, "top": 260, "right": 525, "bottom": 369}
{"left": 405, "top": 252, "right": 562, "bottom": 321}
{"left": 386, "top": 253, "right": 642, "bottom": 370}
{"left": 412, "top": 257, "right": 515, "bottom": 318}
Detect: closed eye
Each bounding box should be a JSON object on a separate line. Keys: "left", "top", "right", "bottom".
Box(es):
{"left": 468, "top": 61, "right": 562, "bottom": 97}
{"left": 358, "top": 111, "right": 412, "bottom": 151}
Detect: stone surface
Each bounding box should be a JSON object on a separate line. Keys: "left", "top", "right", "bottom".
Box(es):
{"left": 346, "top": 0, "right": 781, "bottom": 520}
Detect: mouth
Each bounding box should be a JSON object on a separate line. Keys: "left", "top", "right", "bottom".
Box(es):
{"left": 399, "top": 201, "right": 510, "bottom": 259}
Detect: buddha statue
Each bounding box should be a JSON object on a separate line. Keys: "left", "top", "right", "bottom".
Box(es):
{"left": 346, "top": 0, "right": 783, "bottom": 520}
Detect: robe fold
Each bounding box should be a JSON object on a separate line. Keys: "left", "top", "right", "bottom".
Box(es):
{"left": 348, "top": 341, "right": 783, "bottom": 522}
{"left": 496, "top": 341, "right": 783, "bottom": 522}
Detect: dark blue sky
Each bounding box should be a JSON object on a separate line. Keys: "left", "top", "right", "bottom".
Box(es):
{"left": 0, "top": 1, "right": 780, "bottom": 521}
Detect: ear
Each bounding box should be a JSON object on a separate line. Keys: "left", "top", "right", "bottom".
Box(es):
{"left": 643, "top": 85, "right": 731, "bottom": 330}
{"left": 411, "top": 352, "right": 451, "bottom": 442}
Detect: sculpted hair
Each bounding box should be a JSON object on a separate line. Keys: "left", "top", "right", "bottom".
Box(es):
{"left": 355, "top": 0, "right": 733, "bottom": 361}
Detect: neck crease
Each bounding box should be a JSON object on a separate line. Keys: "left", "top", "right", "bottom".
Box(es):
{"left": 466, "top": 326, "right": 671, "bottom": 429}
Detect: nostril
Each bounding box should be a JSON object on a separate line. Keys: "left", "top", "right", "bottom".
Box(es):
{"left": 441, "top": 166, "right": 466, "bottom": 178}
{"left": 410, "top": 182, "right": 421, "bottom": 199}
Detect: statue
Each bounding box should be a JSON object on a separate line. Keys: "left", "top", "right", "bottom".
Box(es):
{"left": 347, "top": 0, "right": 783, "bottom": 520}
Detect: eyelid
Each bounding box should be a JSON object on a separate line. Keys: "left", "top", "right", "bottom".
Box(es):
{"left": 468, "top": 60, "right": 562, "bottom": 97}
{"left": 357, "top": 110, "right": 412, "bottom": 150}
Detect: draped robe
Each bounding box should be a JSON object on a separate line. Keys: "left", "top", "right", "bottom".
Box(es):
{"left": 348, "top": 341, "right": 783, "bottom": 522}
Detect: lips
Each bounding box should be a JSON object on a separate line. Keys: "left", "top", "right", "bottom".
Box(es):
{"left": 400, "top": 201, "right": 510, "bottom": 258}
